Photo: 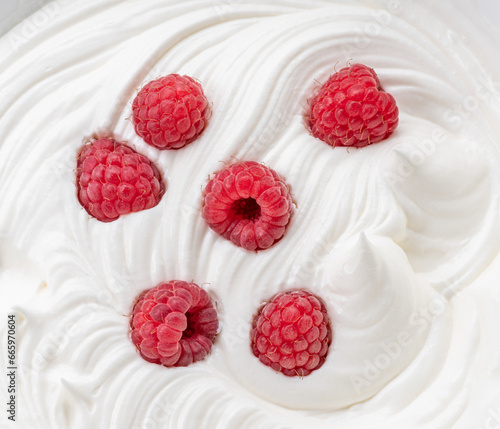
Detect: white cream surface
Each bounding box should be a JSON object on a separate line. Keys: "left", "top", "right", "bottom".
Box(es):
{"left": 1, "top": 0, "right": 500, "bottom": 428}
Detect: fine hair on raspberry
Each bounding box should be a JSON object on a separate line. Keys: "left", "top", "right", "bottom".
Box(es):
{"left": 307, "top": 63, "right": 399, "bottom": 148}
{"left": 251, "top": 290, "right": 332, "bottom": 377}
{"left": 130, "top": 281, "right": 219, "bottom": 367}
{"left": 76, "top": 135, "right": 164, "bottom": 222}
{"left": 202, "top": 161, "right": 293, "bottom": 251}
{"left": 132, "top": 74, "right": 210, "bottom": 150}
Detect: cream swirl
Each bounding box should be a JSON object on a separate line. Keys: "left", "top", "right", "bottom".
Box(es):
{"left": 1, "top": 0, "right": 500, "bottom": 428}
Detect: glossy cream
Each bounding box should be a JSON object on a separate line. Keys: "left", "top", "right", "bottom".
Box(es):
{"left": 1, "top": 0, "right": 500, "bottom": 428}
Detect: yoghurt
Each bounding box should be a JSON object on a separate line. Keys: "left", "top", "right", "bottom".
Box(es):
{"left": 1, "top": 0, "right": 500, "bottom": 428}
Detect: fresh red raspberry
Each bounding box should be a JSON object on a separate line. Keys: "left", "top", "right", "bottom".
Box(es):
{"left": 132, "top": 74, "right": 209, "bottom": 150}
{"left": 251, "top": 290, "right": 332, "bottom": 377}
{"left": 76, "top": 137, "right": 164, "bottom": 222}
{"left": 202, "top": 161, "right": 293, "bottom": 251}
{"left": 130, "top": 281, "right": 219, "bottom": 367}
{"left": 307, "top": 63, "right": 399, "bottom": 148}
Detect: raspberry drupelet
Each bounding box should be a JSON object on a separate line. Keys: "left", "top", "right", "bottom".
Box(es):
{"left": 251, "top": 290, "right": 332, "bottom": 377}
{"left": 76, "top": 137, "right": 164, "bottom": 222}
{"left": 130, "top": 281, "right": 219, "bottom": 367}
{"left": 202, "top": 161, "right": 293, "bottom": 251}
{"left": 307, "top": 63, "right": 399, "bottom": 148}
{"left": 132, "top": 74, "right": 209, "bottom": 150}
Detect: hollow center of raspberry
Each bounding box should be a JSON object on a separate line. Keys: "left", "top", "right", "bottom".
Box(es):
{"left": 182, "top": 312, "right": 197, "bottom": 339}
{"left": 231, "top": 197, "right": 261, "bottom": 221}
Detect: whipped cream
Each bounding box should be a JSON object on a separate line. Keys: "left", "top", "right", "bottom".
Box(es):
{"left": 1, "top": 0, "right": 500, "bottom": 428}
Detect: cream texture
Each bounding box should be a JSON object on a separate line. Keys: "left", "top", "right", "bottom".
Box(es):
{"left": 1, "top": 0, "right": 500, "bottom": 428}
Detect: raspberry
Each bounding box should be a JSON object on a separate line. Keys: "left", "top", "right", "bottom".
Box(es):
{"left": 130, "top": 281, "right": 219, "bottom": 367}
{"left": 251, "top": 290, "right": 332, "bottom": 377}
{"left": 132, "top": 74, "right": 209, "bottom": 150}
{"left": 76, "top": 137, "right": 164, "bottom": 222}
{"left": 202, "top": 161, "right": 293, "bottom": 251}
{"left": 307, "top": 63, "right": 399, "bottom": 148}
